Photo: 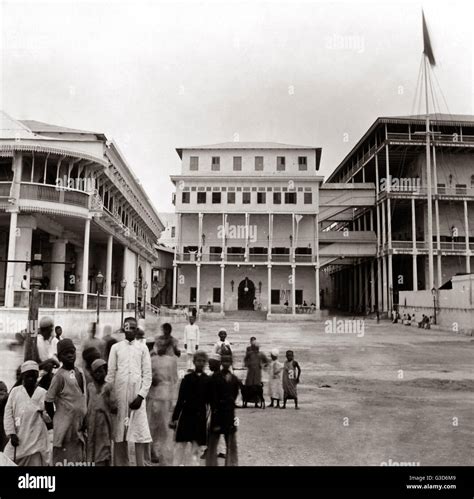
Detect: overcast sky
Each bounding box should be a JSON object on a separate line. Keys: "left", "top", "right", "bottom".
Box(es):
{"left": 1, "top": 0, "right": 473, "bottom": 213}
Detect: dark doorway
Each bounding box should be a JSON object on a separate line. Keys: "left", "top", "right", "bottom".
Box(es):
{"left": 238, "top": 277, "right": 255, "bottom": 310}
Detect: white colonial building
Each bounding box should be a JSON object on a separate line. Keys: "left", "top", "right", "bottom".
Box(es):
{"left": 170, "top": 142, "right": 326, "bottom": 316}
{"left": 0, "top": 111, "right": 163, "bottom": 324}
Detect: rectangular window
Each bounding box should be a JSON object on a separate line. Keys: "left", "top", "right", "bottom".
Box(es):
{"left": 273, "top": 192, "right": 281, "bottom": 204}
{"left": 271, "top": 289, "right": 280, "bottom": 305}
{"left": 233, "top": 156, "right": 242, "bottom": 171}
{"left": 211, "top": 157, "right": 220, "bottom": 171}
{"left": 190, "top": 156, "right": 199, "bottom": 171}
{"left": 255, "top": 156, "right": 264, "bottom": 171}
{"left": 197, "top": 192, "right": 207, "bottom": 204}
{"left": 257, "top": 192, "right": 266, "bottom": 204}
{"left": 171, "top": 226, "right": 176, "bottom": 238}
{"left": 277, "top": 156, "right": 286, "bottom": 171}
{"left": 182, "top": 192, "right": 190, "bottom": 204}
{"left": 285, "top": 192, "right": 297, "bottom": 204}
{"left": 212, "top": 192, "right": 221, "bottom": 204}
{"left": 304, "top": 192, "right": 312, "bottom": 204}
{"left": 213, "top": 288, "right": 221, "bottom": 303}
{"left": 190, "top": 287, "right": 196, "bottom": 303}
{"left": 295, "top": 290, "right": 303, "bottom": 305}
{"left": 298, "top": 156, "right": 307, "bottom": 171}
{"left": 227, "top": 192, "right": 236, "bottom": 204}
{"left": 242, "top": 192, "right": 251, "bottom": 204}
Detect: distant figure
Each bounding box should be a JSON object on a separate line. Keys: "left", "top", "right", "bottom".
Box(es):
{"left": 214, "top": 328, "right": 232, "bottom": 357}
{"left": 244, "top": 339, "right": 268, "bottom": 388}
{"left": 82, "top": 323, "right": 106, "bottom": 360}
{"left": 183, "top": 315, "right": 200, "bottom": 371}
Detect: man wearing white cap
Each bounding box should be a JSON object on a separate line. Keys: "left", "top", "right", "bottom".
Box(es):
{"left": 3, "top": 361, "right": 50, "bottom": 465}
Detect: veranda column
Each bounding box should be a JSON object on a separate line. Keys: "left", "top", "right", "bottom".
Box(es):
{"left": 5, "top": 210, "right": 19, "bottom": 307}
{"left": 314, "top": 213, "right": 320, "bottom": 310}
{"left": 50, "top": 238, "right": 68, "bottom": 309}
{"left": 381, "top": 200, "right": 388, "bottom": 312}
{"left": 411, "top": 198, "right": 418, "bottom": 291}
{"left": 106, "top": 234, "right": 113, "bottom": 310}
{"left": 267, "top": 264, "right": 272, "bottom": 315}
{"left": 82, "top": 217, "right": 91, "bottom": 309}
{"left": 196, "top": 263, "right": 201, "bottom": 315}
{"left": 220, "top": 263, "right": 225, "bottom": 314}
{"left": 433, "top": 146, "right": 442, "bottom": 287}
{"left": 291, "top": 264, "right": 296, "bottom": 315}
{"left": 172, "top": 263, "right": 177, "bottom": 307}
{"left": 464, "top": 200, "right": 471, "bottom": 274}
{"left": 370, "top": 260, "right": 375, "bottom": 312}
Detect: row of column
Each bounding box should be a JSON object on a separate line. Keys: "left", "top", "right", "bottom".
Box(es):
{"left": 172, "top": 263, "right": 321, "bottom": 315}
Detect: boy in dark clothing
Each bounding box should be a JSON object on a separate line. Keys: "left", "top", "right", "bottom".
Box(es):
{"left": 170, "top": 351, "right": 209, "bottom": 466}
{"left": 206, "top": 354, "right": 239, "bottom": 466}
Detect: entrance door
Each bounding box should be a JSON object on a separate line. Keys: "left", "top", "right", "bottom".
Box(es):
{"left": 238, "top": 277, "right": 256, "bottom": 310}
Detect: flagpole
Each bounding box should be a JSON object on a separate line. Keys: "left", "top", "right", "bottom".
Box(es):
{"left": 424, "top": 54, "right": 435, "bottom": 291}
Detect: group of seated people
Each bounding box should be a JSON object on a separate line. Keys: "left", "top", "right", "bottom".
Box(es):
{"left": 392, "top": 310, "right": 433, "bottom": 328}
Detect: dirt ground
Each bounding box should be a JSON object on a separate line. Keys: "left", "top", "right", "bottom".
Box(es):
{"left": 183, "top": 317, "right": 474, "bottom": 466}
{"left": 1, "top": 316, "right": 473, "bottom": 466}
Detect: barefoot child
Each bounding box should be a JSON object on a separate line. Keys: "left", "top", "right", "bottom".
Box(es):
{"left": 282, "top": 350, "right": 301, "bottom": 410}
{"left": 86, "top": 359, "right": 116, "bottom": 466}
{"left": 268, "top": 349, "right": 283, "bottom": 408}
{"left": 45, "top": 339, "right": 88, "bottom": 465}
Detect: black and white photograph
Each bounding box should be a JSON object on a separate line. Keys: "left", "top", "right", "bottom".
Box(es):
{"left": 0, "top": 0, "right": 473, "bottom": 494}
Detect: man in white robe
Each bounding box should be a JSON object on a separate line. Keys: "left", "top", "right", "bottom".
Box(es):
{"left": 106, "top": 317, "right": 152, "bottom": 466}
{"left": 3, "top": 361, "right": 50, "bottom": 466}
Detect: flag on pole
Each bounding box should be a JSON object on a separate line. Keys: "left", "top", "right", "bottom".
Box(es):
{"left": 422, "top": 10, "right": 436, "bottom": 66}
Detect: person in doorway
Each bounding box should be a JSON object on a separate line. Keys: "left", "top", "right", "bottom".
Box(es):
{"left": 183, "top": 315, "right": 200, "bottom": 371}
{"left": 106, "top": 317, "right": 152, "bottom": 466}
{"left": 3, "top": 361, "right": 50, "bottom": 466}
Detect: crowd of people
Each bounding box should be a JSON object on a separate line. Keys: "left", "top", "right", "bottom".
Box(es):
{"left": 0, "top": 314, "right": 302, "bottom": 467}
{"left": 392, "top": 309, "right": 434, "bottom": 328}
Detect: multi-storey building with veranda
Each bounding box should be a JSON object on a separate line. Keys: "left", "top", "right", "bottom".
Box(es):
{"left": 326, "top": 114, "right": 474, "bottom": 316}
{"left": 0, "top": 111, "right": 164, "bottom": 332}
{"left": 170, "top": 142, "right": 376, "bottom": 318}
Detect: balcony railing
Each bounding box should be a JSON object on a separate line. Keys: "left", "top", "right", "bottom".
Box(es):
{"left": 390, "top": 241, "right": 473, "bottom": 252}
{"left": 19, "top": 182, "right": 89, "bottom": 208}
{"left": 387, "top": 132, "right": 474, "bottom": 144}
{"left": 175, "top": 252, "right": 313, "bottom": 263}
{"left": 12, "top": 289, "right": 122, "bottom": 309}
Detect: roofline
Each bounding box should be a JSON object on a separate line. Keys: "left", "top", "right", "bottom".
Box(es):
{"left": 176, "top": 145, "right": 322, "bottom": 159}
{"left": 106, "top": 141, "right": 164, "bottom": 232}
{"left": 170, "top": 174, "right": 325, "bottom": 184}
{"left": 326, "top": 114, "right": 474, "bottom": 183}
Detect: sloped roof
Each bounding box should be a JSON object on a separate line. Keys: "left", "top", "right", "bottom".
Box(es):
{"left": 0, "top": 111, "right": 39, "bottom": 140}
{"left": 20, "top": 119, "right": 101, "bottom": 136}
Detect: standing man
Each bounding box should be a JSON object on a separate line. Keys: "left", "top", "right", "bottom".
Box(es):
{"left": 36, "top": 316, "right": 60, "bottom": 390}
{"left": 106, "top": 317, "right": 152, "bottom": 466}
{"left": 183, "top": 315, "right": 200, "bottom": 371}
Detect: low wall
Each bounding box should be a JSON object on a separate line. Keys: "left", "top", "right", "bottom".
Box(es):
{"left": 0, "top": 308, "right": 123, "bottom": 342}
{"left": 398, "top": 289, "right": 474, "bottom": 335}
{"left": 267, "top": 310, "right": 329, "bottom": 321}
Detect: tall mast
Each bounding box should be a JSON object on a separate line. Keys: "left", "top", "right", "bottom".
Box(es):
{"left": 424, "top": 55, "right": 434, "bottom": 290}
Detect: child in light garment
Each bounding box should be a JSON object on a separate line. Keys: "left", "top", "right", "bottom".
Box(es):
{"left": 282, "top": 350, "right": 301, "bottom": 410}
